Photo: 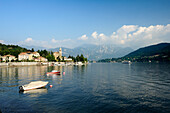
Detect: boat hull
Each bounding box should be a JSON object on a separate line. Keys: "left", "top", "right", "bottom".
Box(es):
{"left": 46, "top": 71, "right": 60, "bottom": 75}
{"left": 19, "top": 81, "right": 48, "bottom": 91}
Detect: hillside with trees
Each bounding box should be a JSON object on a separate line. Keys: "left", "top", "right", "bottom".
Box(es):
{"left": 98, "top": 43, "right": 170, "bottom": 62}
{"left": 0, "top": 43, "right": 88, "bottom": 62}
{"left": 0, "top": 43, "right": 28, "bottom": 57}
{"left": 125, "top": 43, "right": 170, "bottom": 58}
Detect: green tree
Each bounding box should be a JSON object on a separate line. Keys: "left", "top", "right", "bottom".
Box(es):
{"left": 71, "top": 56, "right": 76, "bottom": 62}
{"left": 57, "top": 56, "right": 61, "bottom": 62}
{"left": 31, "top": 48, "right": 35, "bottom": 52}
{"left": 85, "top": 58, "right": 88, "bottom": 62}
{"left": 76, "top": 55, "right": 80, "bottom": 62}
{"left": 46, "top": 53, "right": 55, "bottom": 61}
{"left": 80, "top": 54, "right": 85, "bottom": 63}
{"left": 51, "top": 54, "right": 55, "bottom": 61}
{"left": 68, "top": 55, "right": 72, "bottom": 58}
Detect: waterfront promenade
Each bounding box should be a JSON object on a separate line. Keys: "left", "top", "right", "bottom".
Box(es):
{"left": 0, "top": 62, "right": 86, "bottom": 67}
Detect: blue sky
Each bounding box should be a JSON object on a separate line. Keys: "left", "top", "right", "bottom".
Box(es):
{"left": 0, "top": 0, "right": 170, "bottom": 49}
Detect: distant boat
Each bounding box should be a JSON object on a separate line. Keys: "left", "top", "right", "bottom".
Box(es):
{"left": 122, "top": 61, "right": 132, "bottom": 64}
{"left": 74, "top": 62, "right": 83, "bottom": 66}
{"left": 19, "top": 81, "right": 48, "bottom": 91}
{"left": 47, "top": 70, "right": 60, "bottom": 75}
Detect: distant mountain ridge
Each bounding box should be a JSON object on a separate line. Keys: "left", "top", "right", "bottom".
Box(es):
{"left": 50, "top": 44, "right": 133, "bottom": 60}
{"left": 98, "top": 42, "right": 170, "bottom": 62}
{"left": 125, "top": 43, "right": 170, "bottom": 58}
{"left": 1, "top": 43, "right": 133, "bottom": 60}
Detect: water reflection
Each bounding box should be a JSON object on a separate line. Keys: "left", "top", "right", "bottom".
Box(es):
{"left": 107, "top": 63, "right": 170, "bottom": 108}
{"left": 20, "top": 88, "right": 48, "bottom": 97}
{"left": 0, "top": 66, "right": 66, "bottom": 92}
{"left": 0, "top": 66, "right": 48, "bottom": 80}
{"left": 0, "top": 63, "right": 170, "bottom": 113}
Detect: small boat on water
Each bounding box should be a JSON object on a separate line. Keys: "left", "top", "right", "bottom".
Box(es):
{"left": 19, "top": 81, "right": 48, "bottom": 91}
{"left": 122, "top": 60, "right": 132, "bottom": 64}
{"left": 46, "top": 70, "right": 60, "bottom": 75}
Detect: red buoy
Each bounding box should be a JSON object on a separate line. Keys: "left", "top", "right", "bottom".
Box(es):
{"left": 50, "top": 85, "right": 53, "bottom": 88}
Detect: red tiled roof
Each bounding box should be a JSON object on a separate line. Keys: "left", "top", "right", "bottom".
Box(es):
{"left": 3, "top": 55, "right": 15, "bottom": 57}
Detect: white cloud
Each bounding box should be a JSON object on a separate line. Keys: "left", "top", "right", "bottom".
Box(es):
{"left": 125, "top": 24, "right": 170, "bottom": 48}
{"left": 99, "top": 33, "right": 107, "bottom": 40}
{"left": 18, "top": 37, "right": 77, "bottom": 49}
{"left": 51, "top": 38, "right": 58, "bottom": 43}
{"left": 99, "top": 33, "right": 104, "bottom": 37}
{"left": 18, "top": 38, "right": 34, "bottom": 45}
{"left": 25, "top": 38, "right": 33, "bottom": 42}
{"left": 117, "top": 25, "right": 138, "bottom": 34}
{"left": 132, "top": 27, "right": 147, "bottom": 36}
{"left": 76, "top": 24, "right": 170, "bottom": 48}
{"left": 15, "top": 24, "right": 170, "bottom": 50}
{"left": 91, "top": 31, "right": 98, "bottom": 39}
{"left": 120, "top": 40, "right": 125, "bottom": 44}
{"left": 0, "top": 40, "right": 4, "bottom": 43}
{"left": 52, "top": 38, "right": 71, "bottom": 43}
{"left": 78, "top": 35, "right": 88, "bottom": 40}
{"left": 114, "top": 25, "right": 138, "bottom": 40}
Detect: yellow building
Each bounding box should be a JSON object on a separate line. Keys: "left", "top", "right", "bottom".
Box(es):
{"left": 53, "top": 48, "right": 62, "bottom": 60}
{"left": 40, "top": 56, "right": 48, "bottom": 62}
{"left": 34, "top": 56, "right": 48, "bottom": 62}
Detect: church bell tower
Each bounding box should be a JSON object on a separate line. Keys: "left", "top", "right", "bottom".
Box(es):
{"left": 59, "top": 47, "right": 62, "bottom": 59}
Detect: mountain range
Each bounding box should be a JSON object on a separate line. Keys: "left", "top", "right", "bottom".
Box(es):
{"left": 2, "top": 43, "right": 133, "bottom": 60}
{"left": 49, "top": 44, "right": 133, "bottom": 60}
{"left": 99, "top": 42, "right": 170, "bottom": 62}
{"left": 1, "top": 42, "right": 170, "bottom": 62}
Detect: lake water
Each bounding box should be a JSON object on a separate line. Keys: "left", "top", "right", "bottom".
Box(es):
{"left": 0, "top": 63, "right": 170, "bottom": 113}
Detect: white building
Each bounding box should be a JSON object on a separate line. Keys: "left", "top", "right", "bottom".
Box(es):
{"left": 32, "top": 52, "right": 40, "bottom": 57}
{"left": 1, "top": 55, "right": 16, "bottom": 62}
{"left": 18, "top": 52, "right": 33, "bottom": 61}
{"left": 64, "top": 57, "right": 72, "bottom": 61}
{"left": 18, "top": 51, "right": 43, "bottom": 61}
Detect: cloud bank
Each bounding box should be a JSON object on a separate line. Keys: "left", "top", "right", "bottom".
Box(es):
{"left": 78, "top": 35, "right": 88, "bottom": 40}
{"left": 0, "top": 40, "right": 4, "bottom": 43}
{"left": 17, "top": 24, "right": 170, "bottom": 49}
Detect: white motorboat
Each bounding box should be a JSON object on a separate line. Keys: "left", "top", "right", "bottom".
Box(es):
{"left": 19, "top": 81, "right": 48, "bottom": 91}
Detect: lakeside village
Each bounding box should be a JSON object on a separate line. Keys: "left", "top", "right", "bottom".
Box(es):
{"left": 0, "top": 48, "right": 88, "bottom": 66}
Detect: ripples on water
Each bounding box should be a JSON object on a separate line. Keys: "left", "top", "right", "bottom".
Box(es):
{"left": 0, "top": 63, "right": 170, "bottom": 113}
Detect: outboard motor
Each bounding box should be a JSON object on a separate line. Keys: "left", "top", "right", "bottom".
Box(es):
{"left": 19, "top": 86, "right": 24, "bottom": 91}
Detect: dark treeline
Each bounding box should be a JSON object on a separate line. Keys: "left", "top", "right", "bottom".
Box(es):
{"left": 98, "top": 56, "right": 170, "bottom": 63}
{"left": 37, "top": 49, "right": 55, "bottom": 61}
{"left": 68, "top": 54, "right": 88, "bottom": 63}
{"left": 0, "top": 43, "right": 88, "bottom": 62}
{"left": 0, "top": 43, "right": 28, "bottom": 57}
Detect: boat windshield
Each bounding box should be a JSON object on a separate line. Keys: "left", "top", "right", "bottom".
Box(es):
{"left": 52, "top": 70, "right": 58, "bottom": 72}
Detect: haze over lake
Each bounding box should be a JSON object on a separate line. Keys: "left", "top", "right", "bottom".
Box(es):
{"left": 0, "top": 63, "right": 170, "bottom": 113}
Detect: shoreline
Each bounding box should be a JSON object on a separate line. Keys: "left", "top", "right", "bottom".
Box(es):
{"left": 0, "top": 62, "right": 88, "bottom": 67}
